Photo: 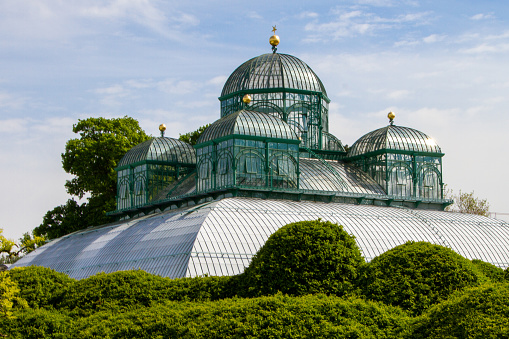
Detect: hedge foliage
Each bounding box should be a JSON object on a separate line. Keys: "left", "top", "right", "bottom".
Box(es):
{"left": 240, "top": 220, "right": 364, "bottom": 297}
{"left": 3, "top": 220, "right": 508, "bottom": 338}
{"left": 409, "top": 284, "right": 509, "bottom": 338}
{"left": 358, "top": 241, "right": 484, "bottom": 315}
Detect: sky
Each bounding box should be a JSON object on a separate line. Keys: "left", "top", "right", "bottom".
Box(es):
{"left": 1, "top": 0, "right": 509, "bottom": 240}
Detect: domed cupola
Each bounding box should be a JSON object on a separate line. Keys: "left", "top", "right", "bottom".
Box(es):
{"left": 195, "top": 110, "right": 301, "bottom": 193}
{"left": 346, "top": 113, "right": 445, "bottom": 201}
{"left": 348, "top": 125, "right": 442, "bottom": 158}
{"left": 218, "top": 27, "right": 331, "bottom": 151}
{"left": 115, "top": 125, "right": 196, "bottom": 211}
{"left": 198, "top": 109, "right": 299, "bottom": 144}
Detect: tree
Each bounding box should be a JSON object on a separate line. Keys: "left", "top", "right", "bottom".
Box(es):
{"left": 34, "top": 117, "right": 150, "bottom": 239}
{"left": 178, "top": 124, "right": 210, "bottom": 146}
{"left": 446, "top": 188, "right": 490, "bottom": 217}
{"left": 0, "top": 229, "right": 17, "bottom": 264}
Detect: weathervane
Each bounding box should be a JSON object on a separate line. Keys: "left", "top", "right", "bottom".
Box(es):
{"left": 269, "top": 25, "right": 280, "bottom": 53}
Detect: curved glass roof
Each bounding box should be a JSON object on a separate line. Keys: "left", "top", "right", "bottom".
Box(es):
{"left": 198, "top": 110, "right": 299, "bottom": 144}
{"left": 118, "top": 137, "right": 196, "bottom": 167}
{"left": 12, "top": 197, "right": 509, "bottom": 279}
{"left": 221, "top": 53, "right": 327, "bottom": 98}
{"left": 348, "top": 125, "right": 442, "bottom": 157}
{"left": 299, "top": 158, "right": 385, "bottom": 195}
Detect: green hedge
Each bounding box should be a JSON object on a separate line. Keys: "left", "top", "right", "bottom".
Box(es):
{"left": 409, "top": 283, "right": 509, "bottom": 338}
{"left": 239, "top": 220, "right": 364, "bottom": 297}
{"left": 359, "top": 241, "right": 484, "bottom": 315}
{"left": 6, "top": 266, "right": 75, "bottom": 309}
{"left": 2, "top": 294, "right": 410, "bottom": 339}
{"left": 58, "top": 270, "right": 232, "bottom": 314}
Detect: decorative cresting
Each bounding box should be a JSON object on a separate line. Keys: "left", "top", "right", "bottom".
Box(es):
{"left": 219, "top": 52, "right": 331, "bottom": 150}
{"left": 115, "top": 137, "right": 196, "bottom": 211}
{"left": 195, "top": 110, "right": 300, "bottom": 193}
{"left": 346, "top": 122, "right": 444, "bottom": 201}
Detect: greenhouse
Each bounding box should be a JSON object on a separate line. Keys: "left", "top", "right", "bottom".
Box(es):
{"left": 12, "top": 29, "right": 509, "bottom": 279}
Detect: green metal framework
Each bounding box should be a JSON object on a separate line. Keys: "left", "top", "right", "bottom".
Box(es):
{"left": 196, "top": 110, "right": 300, "bottom": 192}
{"left": 115, "top": 137, "right": 196, "bottom": 211}
{"left": 346, "top": 125, "right": 444, "bottom": 200}
{"left": 219, "top": 53, "right": 335, "bottom": 151}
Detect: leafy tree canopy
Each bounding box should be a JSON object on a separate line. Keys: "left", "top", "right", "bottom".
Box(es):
{"left": 178, "top": 124, "right": 210, "bottom": 146}
{"left": 34, "top": 117, "right": 149, "bottom": 239}
{"left": 62, "top": 116, "right": 150, "bottom": 199}
{"left": 446, "top": 188, "right": 490, "bottom": 217}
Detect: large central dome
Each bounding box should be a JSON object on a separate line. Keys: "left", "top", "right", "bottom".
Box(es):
{"left": 220, "top": 53, "right": 327, "bottom": 98}
{"left": 219, "top": 52, "right": 331, "bottom": 150}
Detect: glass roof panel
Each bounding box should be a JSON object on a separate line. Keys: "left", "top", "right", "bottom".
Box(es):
{"left": 198, "top": 110, "right": 298, "bottom": 144}
{"left": 221, "top": 53, "right": 327, "bottom": 97}
{"left": 118, "top": 137, "right": 196, "bottom": 167}
{"left": 13, "top": 198, "right": 509, "bottom": 280}
{"left": 349, "top": 125, "right": 442, "bottom": 157}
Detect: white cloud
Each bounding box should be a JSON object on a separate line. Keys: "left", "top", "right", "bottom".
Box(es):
{"left": 387, "top": 89, "right": 411, "bottom": 100}
{"left": 0, "top": 92, "right": 24, "bottom": 109}
{"left": 461, "top": 43, "right": 509, "bottom": 54}
{"left": 246, "top": 11, "right": 262, "bottom": 20}
{"left": 470, "top": 13, "right": 494, "bottom": 21}
{"left": 423, "top": 34, "right": 446, "bottom": 43}
{"left": 297, "top": 12, "right": 319, "bottom": 19}
{"left": 304, "top": 8, "right": 432, "bottom": 41}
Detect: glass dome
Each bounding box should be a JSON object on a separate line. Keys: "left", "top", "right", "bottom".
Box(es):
{"left": 348, "top": 125, "right": 442, "bottom": 157}
{"left": 118, "top": 137, "right": 196, "bottom": 167}
{"left": 197, "top": 110, "right": 299, "bottom": 144}
{"left": 220, "top": 53, "right": 327, "bottom": 98}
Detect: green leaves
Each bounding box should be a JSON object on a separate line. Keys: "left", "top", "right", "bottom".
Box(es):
{"left": 62, "top": 117, "right": 149, "bottom": 199}
{"left": 359, "top": 241, "right": 482, "bottom": 315}
{"left": 240, "top": 220, "right": 364, "bottom": 297}
{"left": 35, "top": 116, "right": 149, "bottom": 239}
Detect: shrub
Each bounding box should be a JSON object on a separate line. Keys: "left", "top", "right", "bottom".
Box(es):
{"left": 359, "top": 241, "right": 482, "bottom": 315}
{"left": 471, "top": 259, "right": 505, "bottom": 283}
{"left": 0, "top": 307, "right": 72, "bottom": 339}
{"left": 239, "top": 220, "right": 364, "bottom": 297}
{"left": 6, "top": 266, "right": 75, "bottom": 309}
{"left": 58, "top": 270, "right": 232, "bottom": 314}
{"left": 71, "top": 294, "right": 410, "bottom": 339}
{"left": 409, "top": 284, "right": 509, "bottom": 338}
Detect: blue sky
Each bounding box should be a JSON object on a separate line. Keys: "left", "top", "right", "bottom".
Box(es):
{"left": 1, "top": 0, "right": 509, "bottom": 239}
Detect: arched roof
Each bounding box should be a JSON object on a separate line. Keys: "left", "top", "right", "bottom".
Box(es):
{"left": 197, "top": 110, "right": 299, "bottom": 144}
{"left": 12, "top": 198, "right": 509, "bottom": 279}
{"left": 220, "top": 53, "right": 327, "bottom": 98}
{"left": 117, "top": 137, "right": 196, "bottom": 167}
{"left": 348, "top": 125, "right": 442, "bottom": 158}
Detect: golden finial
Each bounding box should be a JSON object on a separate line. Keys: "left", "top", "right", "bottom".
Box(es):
{"left": 242, "top": 94, "right": 252, "bottom": 104}
{"left": 269, "top": 25, "right": 280, "bottom": 53}
{"left": 387, "top": 112, "right": 396, "bottom": 125}
{"left": 159, "top": 123, "right": 166, "bottom": 137}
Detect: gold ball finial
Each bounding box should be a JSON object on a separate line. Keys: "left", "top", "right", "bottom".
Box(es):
{"left": 159, "top": 123, "right": 166, "bottom": 137}
{"left": 242, "top": 94, "right": 252, "bottom": 104}
{"left": 269, "top": 25, "right": 280, "bottom": 52}
{"left": 387, "top": 112, "right": 396, "bottom": 125}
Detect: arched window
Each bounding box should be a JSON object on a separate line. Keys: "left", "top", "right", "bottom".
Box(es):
{"left": 388, "top": 165, "right": 413, "bottom": 198}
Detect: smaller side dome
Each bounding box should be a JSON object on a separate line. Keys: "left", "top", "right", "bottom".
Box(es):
{"left": 118, "top": 137, "right": 196, "bottom": 167}
{"left": 348, "top": 125, "right": 442, "bottom": 158}
{"left": 197, "top": 110, "right": 299, "bottom": 144}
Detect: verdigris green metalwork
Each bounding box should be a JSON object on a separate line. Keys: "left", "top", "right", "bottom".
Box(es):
{"left": 219, "top": 53, "right": 333, "bottom": 151}
{"left": 115, "top": 137, "right": 196, "bottom": 211}
{"left": 345, "top": 124, "right": 444, "bottom": 200}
